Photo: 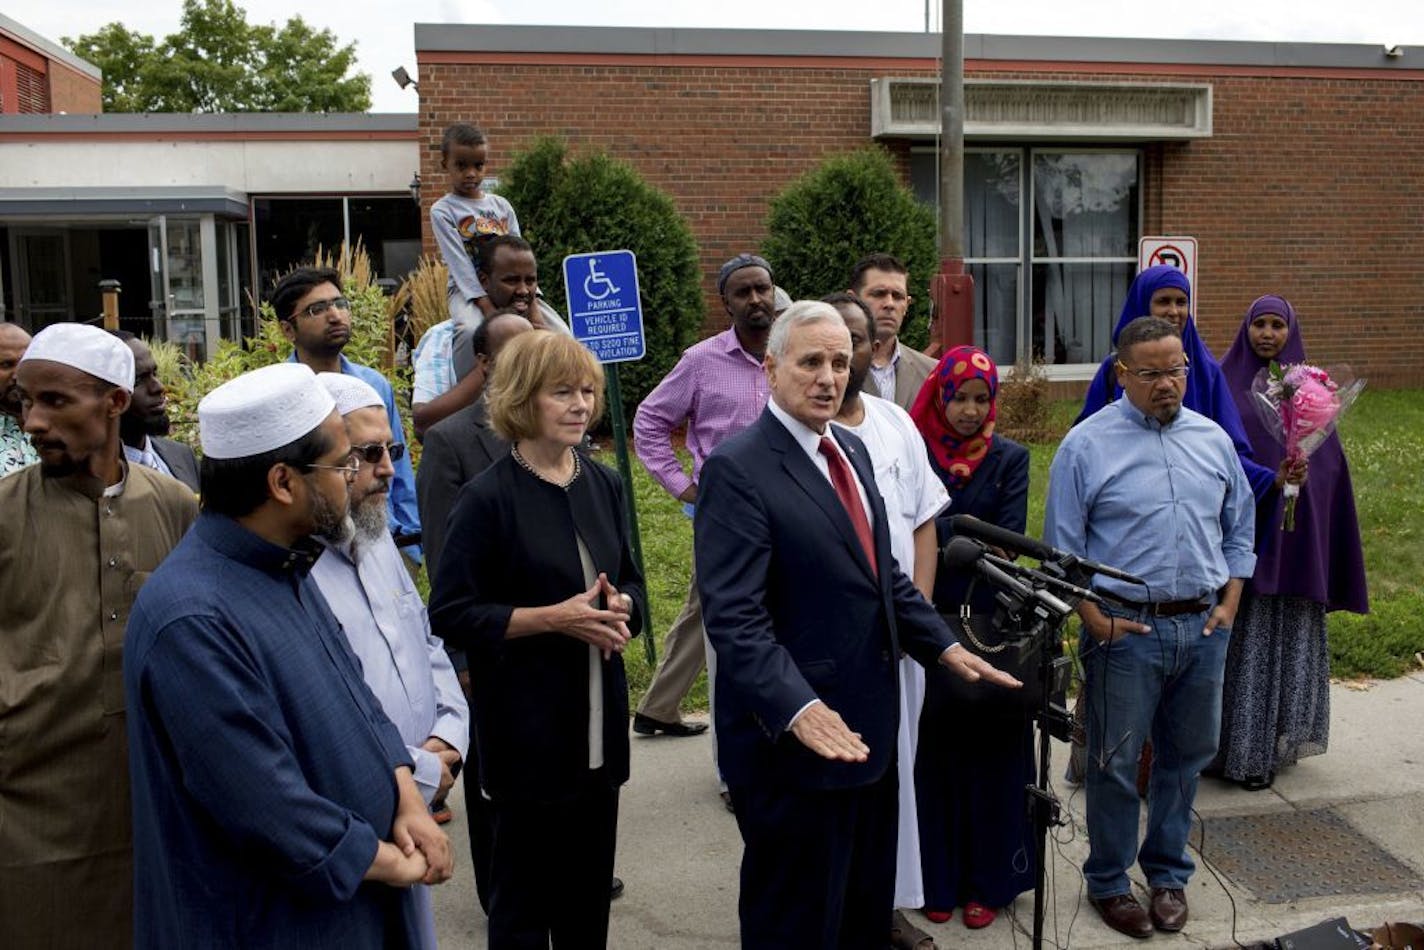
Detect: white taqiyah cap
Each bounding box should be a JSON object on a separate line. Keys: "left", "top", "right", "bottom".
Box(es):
{"left": 20, "top": 322, "right": 135, "bottom": 392}
{"left": 198, "top": 363, "right": 336, "bottom": 459}
{"left": 316, "top": 372, "right": 384, "bottom": 416}
{"left": 773, "top": 285, "right": 792, "bottom": 314}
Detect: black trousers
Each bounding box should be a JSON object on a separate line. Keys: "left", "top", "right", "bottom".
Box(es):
{"left": 487, "top": 773, "right": 619, "bottom": 950}
{"left": 461, "top": 746, "right": 495, "bottom": 915}
{"left": 729, "top": 767, "right": 898, "bottom": 950}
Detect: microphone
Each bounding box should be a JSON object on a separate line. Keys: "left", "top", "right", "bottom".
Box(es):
{"left": 942, "top": 536, "right": 1034, "bottom": 602}
{"left": 980, "top": 551, "right": 1105, "bottom": 606}
{"left": 949, "top": 515, "right": 1147, "bottom": 586}
{"left": 943, "top": 537, "right": 1077, "bottom": 617}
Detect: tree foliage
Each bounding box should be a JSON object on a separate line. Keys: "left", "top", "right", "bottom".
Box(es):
{"left": 761, "top": 148, "right": 937, "bottom": 350}
{"left": 65, "top": 0, "right": 370, "bottom": 113}
{"left": 498, "top": 137, "right": 705, "bottom": 411}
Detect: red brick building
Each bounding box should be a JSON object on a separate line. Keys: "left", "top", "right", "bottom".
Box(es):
{"left": 0, "top": 14, "right": 101, "bottom": 115}
{"left": 415, "top": 25, "right": 1423, "bottom": 387}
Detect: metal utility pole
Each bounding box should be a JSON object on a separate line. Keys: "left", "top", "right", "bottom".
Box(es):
{"left": 931, "top": 0, "right": 975, "bottom": 351}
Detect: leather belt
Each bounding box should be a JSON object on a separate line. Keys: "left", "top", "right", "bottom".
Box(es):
{"left": 1118, "top": 598, "right": 1211, "bottom": 618}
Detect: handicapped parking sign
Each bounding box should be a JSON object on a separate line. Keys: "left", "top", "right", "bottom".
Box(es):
{"left": 562, "top": 250, "right": 646, "bottom": 363}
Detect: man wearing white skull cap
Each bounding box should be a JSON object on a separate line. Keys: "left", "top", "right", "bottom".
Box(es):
{"left": 124, "top": 362, "right": 453, "bottom": 949}
{"left": 0, "top": 321, "right": 197, "bottom": 949}
{"left": 309, "top": 371, "right": 470, "bottom": 950}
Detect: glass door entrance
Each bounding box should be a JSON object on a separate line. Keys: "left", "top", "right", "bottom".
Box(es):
{"left": 148, "top": 215, "right": 213, "bottom": 360}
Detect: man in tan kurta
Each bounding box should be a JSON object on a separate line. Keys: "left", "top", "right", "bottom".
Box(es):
{"left": 0, "top": 323, "right": 196, "bottom": 950}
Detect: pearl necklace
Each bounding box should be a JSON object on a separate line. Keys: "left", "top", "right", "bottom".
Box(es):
{"left": 511, "top": 443, "right": 581, "bottom": 489}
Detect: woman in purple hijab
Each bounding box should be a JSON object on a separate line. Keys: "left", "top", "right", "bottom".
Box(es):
{"left": 1214, "top": 294, "right": 1369, "bottom": 789}
{"left": 1075, "top": 265, "right": 1277, "bottom": 500}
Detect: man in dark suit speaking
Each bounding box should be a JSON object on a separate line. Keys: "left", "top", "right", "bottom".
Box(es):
{"left": 695, "top": 300, "right": 1020, "bottom": 948}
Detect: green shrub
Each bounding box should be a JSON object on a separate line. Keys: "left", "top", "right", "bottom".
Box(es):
{"left": 498, "top": 137, "right": 704, "bottom": 410}
{"left": 761, "top": 148, "right": 937, "bottom": 350}
{"left": 156, "top": 280, "right": 408, "bottom": 451}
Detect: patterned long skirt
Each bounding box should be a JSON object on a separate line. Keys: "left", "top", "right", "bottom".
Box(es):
{"left": 1216, "top": 592, "right": 1331, "bottom": 781}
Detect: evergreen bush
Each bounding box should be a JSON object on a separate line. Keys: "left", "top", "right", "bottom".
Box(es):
{"left": 499, "top": 137, "right": 704, "bottom": 410}
{"left": 761, "top": 148, "right": 937, "bottom": 350}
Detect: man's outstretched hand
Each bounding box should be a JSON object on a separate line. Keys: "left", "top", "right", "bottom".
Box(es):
{"left": 789, "top": 701, "right": 870, "bottom": 763}
{"left": 940, "top": 646, "right": 1023, "bottom": 688}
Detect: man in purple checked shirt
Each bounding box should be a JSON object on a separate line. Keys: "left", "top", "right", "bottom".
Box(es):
{"left": 631, "top": 253, "right": 778, "bottom": 806}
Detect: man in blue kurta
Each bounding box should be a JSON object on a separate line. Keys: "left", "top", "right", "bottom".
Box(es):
{"left": 124, "top": 362, "right": 453, "bottom": 949}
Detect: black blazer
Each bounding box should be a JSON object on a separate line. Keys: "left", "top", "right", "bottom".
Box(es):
{"left": 416, "top": 400, "right": 506, "bottom": 578}
{"left": 694, "top": 408, "right": 956, "bottom": 793}
{"left": 931, "top": 436, "right": 1030, "bottom": 613}
{"left": 152, "top": 436, "right": 200, "bottom": 493}
{"left": 427, "top": 452, "right": 645, "bottom": 803}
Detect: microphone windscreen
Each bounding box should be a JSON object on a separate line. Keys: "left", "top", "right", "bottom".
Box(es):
{"left": 942, "top": 535, "right": 987, "bottom": 570}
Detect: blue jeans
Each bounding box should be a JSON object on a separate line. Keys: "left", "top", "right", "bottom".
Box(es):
{"left": 1080, "top": 607, "right": 1231, "bottom": 898}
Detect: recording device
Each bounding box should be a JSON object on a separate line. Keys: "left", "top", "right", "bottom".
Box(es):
{"left": 938, "top": 522, "right": 1142, "bottom": 950}
{"left": 950, "top": 514, "right": 1148, "bottom": 586}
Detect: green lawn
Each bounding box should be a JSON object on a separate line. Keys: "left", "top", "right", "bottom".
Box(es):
{"left": 609, "top": 389, "right": 1424, "bottom": 711}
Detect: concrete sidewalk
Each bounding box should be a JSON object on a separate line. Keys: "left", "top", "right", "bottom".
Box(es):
{"left": 434, "top": 673, "right": 1424, "bottom": 948}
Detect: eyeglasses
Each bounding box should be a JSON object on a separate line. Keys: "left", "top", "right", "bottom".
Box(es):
{"left": 351, "top": 441, "right": 405, "bottom": 463}
{"left": 302, "top": 458, "right": 361, "bottom": 482}
{"left": 1115, "top": 358, "right": 1190, "bottom": 384}
{"left": 298, "top": 296, "right": 350, "bottom": 319}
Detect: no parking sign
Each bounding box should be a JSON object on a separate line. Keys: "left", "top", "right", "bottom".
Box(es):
{"left": 1139, "top": 236, "right": 1197, "bottom": 287}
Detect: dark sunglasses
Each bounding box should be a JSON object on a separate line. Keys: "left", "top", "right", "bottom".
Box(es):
{"left": 351, "top": 441, "right": 405, "bottom": 464}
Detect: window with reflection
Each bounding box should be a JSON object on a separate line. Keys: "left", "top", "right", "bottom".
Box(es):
{"left": 909, "top": 148, "right": 1140, "bottom": 370}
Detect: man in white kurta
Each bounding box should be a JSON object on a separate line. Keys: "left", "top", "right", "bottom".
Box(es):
{"left": 310, "top": 374, "right": 470, "bottom": 950}
{"left": 828, "top": 295, "right": 949, "bottom": 927}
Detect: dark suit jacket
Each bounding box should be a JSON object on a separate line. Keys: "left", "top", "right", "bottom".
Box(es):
{"left": 151, "top": 436, "right": 200, "bottom": 493}
{"left": 931, "top": 436, "right": 1030, "bottom": 612}
{"left": 416, "top": 400, "right": 506, "bottom": 579}
{"left": 427, "top": 453, "right": 645, "bottom": 803}
{"left": 695, "top": 407, "right": 956, "bottom": 793}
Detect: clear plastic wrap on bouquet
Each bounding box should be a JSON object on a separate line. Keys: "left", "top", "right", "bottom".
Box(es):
{"left": 1250, "top": 362, "right": 1365, "bottom": 530}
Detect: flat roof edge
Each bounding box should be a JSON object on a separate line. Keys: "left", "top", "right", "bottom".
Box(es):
{"left": 0, "top": 113, "right": 417, "bottom": 134}
{"left": 413, "top": 24, "right": 1422, "bottom": 71}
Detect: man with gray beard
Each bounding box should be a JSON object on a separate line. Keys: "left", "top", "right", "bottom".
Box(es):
{"left": 309, "top": 373, "right": 470, "bottom": 950}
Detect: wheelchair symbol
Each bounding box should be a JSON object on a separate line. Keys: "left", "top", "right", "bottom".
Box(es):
{"left": 583, "top": 258, "right": 621, "bottom": 301}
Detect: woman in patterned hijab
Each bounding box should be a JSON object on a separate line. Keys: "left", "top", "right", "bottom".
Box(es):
{"left": 908, "top": 345, "right": 1034, "bottom": 931}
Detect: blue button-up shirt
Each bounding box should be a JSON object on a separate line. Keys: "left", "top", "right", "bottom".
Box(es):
{"left": 1043, "top": 397, "right": 1256, "bottom": 603}
{"left": 288, "top": 353, "right": 422, "bottom": 560}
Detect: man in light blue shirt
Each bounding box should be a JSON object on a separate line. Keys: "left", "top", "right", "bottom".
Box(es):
{"left": 1044, "top": 316, "right": 1255, "bottom": 940}
{"left": 310, "top": 373, "right": 469, "bottom": 950}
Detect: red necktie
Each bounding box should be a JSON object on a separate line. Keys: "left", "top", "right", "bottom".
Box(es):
{"left": 818, "top": 437, "right": 877, "bottom": 576}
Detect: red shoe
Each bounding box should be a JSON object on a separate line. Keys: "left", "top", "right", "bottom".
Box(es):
{"left": 923, "top": 908, "right": 953, "bottom": 924}
{"left": 430, "top": 801, "right": 453, "bottom": 825}
{"left": 963, "top": 902, "right": 997, "bottom": 929}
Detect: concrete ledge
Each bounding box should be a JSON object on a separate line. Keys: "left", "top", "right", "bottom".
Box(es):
{"left": 872, "top": 78, "right": 1212, "bottom": 141}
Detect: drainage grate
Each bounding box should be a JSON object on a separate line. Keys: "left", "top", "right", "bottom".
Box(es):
{"left": 1198, "top": 808, "right": 1422, "bottom": 903}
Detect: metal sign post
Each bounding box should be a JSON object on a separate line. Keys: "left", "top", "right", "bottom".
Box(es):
{"left": 562, "top": 250, "right": 656, "bottom": 665}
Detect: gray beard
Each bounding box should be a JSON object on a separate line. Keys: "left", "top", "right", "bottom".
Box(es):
{"left": 351, "top": 494, "right": 389, "bottom": 544}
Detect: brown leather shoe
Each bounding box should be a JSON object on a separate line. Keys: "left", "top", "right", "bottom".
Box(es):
{"left": 1089, "top": 894, "right": 1154, "bottom": 939}
{"left": 1149, "top": 887, "right": 1188, "bottom": 932}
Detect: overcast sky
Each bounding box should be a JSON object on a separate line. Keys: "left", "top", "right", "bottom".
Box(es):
{"left": 14, "top": 0, "right": 1423, "bottom": 113}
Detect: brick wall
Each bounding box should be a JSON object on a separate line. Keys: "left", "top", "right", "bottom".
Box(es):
{"left": 49, "top": 60, "right": 102, "bottom": 113}
{"left": 417, "top": 54, "right": 1424, "bottom": 387}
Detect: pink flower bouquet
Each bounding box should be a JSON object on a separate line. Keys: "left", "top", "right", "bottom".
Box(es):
{"left": 1250, "top": 363, "right": 1365, "bottom": 530}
